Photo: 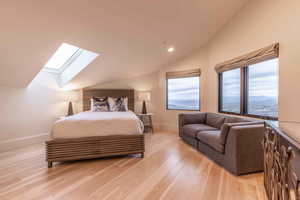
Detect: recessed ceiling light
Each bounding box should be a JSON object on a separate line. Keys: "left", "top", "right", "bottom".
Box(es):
{"left": 167, "top": 47, "right": 175, "bottom": 53}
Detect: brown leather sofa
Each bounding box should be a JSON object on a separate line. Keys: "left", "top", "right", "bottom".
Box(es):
{"left": 179, "top": 112, "right": 264, "bottom": 175}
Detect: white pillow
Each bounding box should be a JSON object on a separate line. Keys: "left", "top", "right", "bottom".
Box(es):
{"left": 90, "top": 98, "right": 94, "bottom": 111}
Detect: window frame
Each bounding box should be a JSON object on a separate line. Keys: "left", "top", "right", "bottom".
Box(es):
{"left": 218, "top": 61, "right": 278, "bottom": 120}
{"left": 166, "top": 76, "right": 201, "bottom": 111}
{"left": 218, "top": 68, "right": 243, "bottom": 115}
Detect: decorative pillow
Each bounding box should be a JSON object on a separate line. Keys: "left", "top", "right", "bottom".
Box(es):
{"left": 91, "top": 97, "right": 109, "bottom": 112}
{"left": 108, "top": 97, "right": 128, "bottom": 112}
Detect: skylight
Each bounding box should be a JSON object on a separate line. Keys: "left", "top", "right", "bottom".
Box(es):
{"left": 45, "top": 43, "right": 80, "bottom": 71}
{"left": 43, "top": 43, "right": 99, "bottom": 87}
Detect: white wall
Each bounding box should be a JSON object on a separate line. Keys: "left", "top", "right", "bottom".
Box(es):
{"left": 155, "top": 48, "right": 209, "bottom": 131}
{"left": 0, "top": 71, "right": 79, "bottom": 150}
{"left": 206, "top": 0, "right": 300, "bottom": 122}
{"left": 120, "top": 0, "right": 300, "bottom": 131}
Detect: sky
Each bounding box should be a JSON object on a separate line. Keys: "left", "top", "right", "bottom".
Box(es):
{"left": 248, "top": 58, "right": 278, "bottom": 97}
{"left": 222, "top": 58, "right": 278, "bottom": 97}
{"left": 168, "top": 77, "right": 200, "bottom": 106}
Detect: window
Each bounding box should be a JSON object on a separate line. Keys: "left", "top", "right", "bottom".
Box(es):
{"left": 43, "top": 43, "right": 99, "bottom": 87}
{"left": 219, "top": 58, "right": 278, "bottom": 119}
{"left": 167, "top": 76, "right": 200, "bottom": 110}
{"left": 247, "top": 59, "right": 278, "bottom": 118}
{"left": 220, "top": 68, "right": 241, "bottom": 114}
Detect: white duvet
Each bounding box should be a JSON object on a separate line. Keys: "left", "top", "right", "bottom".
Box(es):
{"left": 51, "top": 111, "right": 144, "bottom": 139}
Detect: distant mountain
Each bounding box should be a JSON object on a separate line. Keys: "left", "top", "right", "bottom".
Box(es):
{"left": 168, "top": 96, "right": 277, "bottom": 117}
{"left": 168, "top": 99, "right": 199, "bottom": 110}
{"left": 222, "top": 96, "right": 278, "bottom": 117}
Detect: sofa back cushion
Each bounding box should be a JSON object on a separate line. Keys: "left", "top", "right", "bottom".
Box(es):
{"left": 206, "top": 113, "right": 225, "bottom": 129}
{"left": 224, "top": 117, "right": 250, "bottom": 123}
{"left": 196, "top": 130, "right": 224, "bottom": 153}
{"left": 180, "top": 113, "right": 207, "bottom": 125}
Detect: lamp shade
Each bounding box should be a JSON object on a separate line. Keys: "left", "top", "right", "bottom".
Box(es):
{"left": 66, "top": 91, "right": 80, "bottom": 103}
{"left": 138, "top": 92, "right": 151, "bottom": 102}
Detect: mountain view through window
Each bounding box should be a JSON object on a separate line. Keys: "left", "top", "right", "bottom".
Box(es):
{"left": 220, "top": 58, "right": 278, "bottom": 118}
{"left": 247, "top": 58, "right": 278, "bottom": 117}
{"left": 221, "top": 68, "right": 241, "bottom": 113}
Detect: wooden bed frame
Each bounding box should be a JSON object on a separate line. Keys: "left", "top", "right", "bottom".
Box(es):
{"left": 46, "top": 89, "right": 145, "bottom": 168}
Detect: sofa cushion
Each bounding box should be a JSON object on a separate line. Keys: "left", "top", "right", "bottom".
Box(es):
{"left": 196, "top": 130, "right": 224, "bottom": 153}
{"left": 221, "top": 117, "right": 250, "bottom": 142}
{"left": 206, "top": 113, "right": 225, "bottom": 129}
{"left": 224, "top": 117, "right": 250, "bottom": 123}
{"left": 179, "top": 113, "right": 207, "bottom": 126}
{"left": 182, "top": 124, "right": 218, "bottom": 138}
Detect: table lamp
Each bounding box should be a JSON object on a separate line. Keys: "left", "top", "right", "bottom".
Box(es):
{"left": 138, "top": 92, "right": 151, "bottom": 114}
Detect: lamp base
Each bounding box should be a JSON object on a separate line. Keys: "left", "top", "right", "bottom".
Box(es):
{"left": 67, "top": 102, "right": 74, "bottom": 116}
{"left": 142, "top": 101, "right": 147, "bottom": 114}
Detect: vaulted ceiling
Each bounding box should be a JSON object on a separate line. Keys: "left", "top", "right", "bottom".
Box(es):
{"left": 0, "top": 0, "right": 249, "bottom": 88}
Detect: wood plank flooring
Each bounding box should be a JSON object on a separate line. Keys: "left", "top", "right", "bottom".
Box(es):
{"left": 0, "top": 132, "right": 267, "bottom": 200}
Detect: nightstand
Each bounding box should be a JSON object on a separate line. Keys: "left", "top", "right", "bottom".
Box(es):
{"left": 137, "top": 113, "right": 154, "bottom": 133}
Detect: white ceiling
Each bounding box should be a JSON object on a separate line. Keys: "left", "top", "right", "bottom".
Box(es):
{"left": 0, "top": 0, "right": 249, "bottom": 88}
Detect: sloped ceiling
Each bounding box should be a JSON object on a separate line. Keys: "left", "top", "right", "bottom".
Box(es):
{"left": 0, "top": 0, "right": 249, "bottom": 88}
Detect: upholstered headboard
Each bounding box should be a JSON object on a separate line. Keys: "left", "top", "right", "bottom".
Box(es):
{"left": 82, "top": 89, "right": 135, "bottom": 111}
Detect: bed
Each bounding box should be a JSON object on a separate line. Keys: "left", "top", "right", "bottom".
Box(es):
{"left": 46, "top": 89, "right": 145, "bottom": 168}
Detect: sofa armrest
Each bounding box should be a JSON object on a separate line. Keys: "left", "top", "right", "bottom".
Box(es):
{"left": 178, "top": 113, "right": 207, "bottom": 137}
{"left": 225, "top": 124, "right": 264, "bottom": 174}
{"left": 220, "top": 121, "right": 264, "bottom": 144}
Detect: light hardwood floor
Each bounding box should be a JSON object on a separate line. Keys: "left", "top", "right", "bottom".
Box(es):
{"left": 0, "top": 132, "right": 267, "bottom": 200}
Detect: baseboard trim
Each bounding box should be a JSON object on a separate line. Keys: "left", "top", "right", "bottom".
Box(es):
{"left": 0, "top": 133, "right": 49, "bottom": 152}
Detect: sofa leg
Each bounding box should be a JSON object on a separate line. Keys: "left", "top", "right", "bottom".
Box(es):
{"left": 48, "top": 161, "right": 53, "bottom": 168}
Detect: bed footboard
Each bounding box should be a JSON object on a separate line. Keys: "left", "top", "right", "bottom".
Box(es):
{"left": 46, "top": 134, "right": 145, "bottom": 168}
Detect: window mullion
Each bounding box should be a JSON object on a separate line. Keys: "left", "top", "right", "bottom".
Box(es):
{"left": 240, "top": 66, "right": 249, "bottom": 116}
{"left": 244, "top": 67, "right": 249, "bottom": 115}
{"left": 218, "top": 73, "right": 223, "bottom": 112}
{"left": 240, "top": 68, "right": 245, "bottom": 115}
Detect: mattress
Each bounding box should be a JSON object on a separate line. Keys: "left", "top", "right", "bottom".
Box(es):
{"left": 51, "top": 111, "right": 144, "bottom": 139}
